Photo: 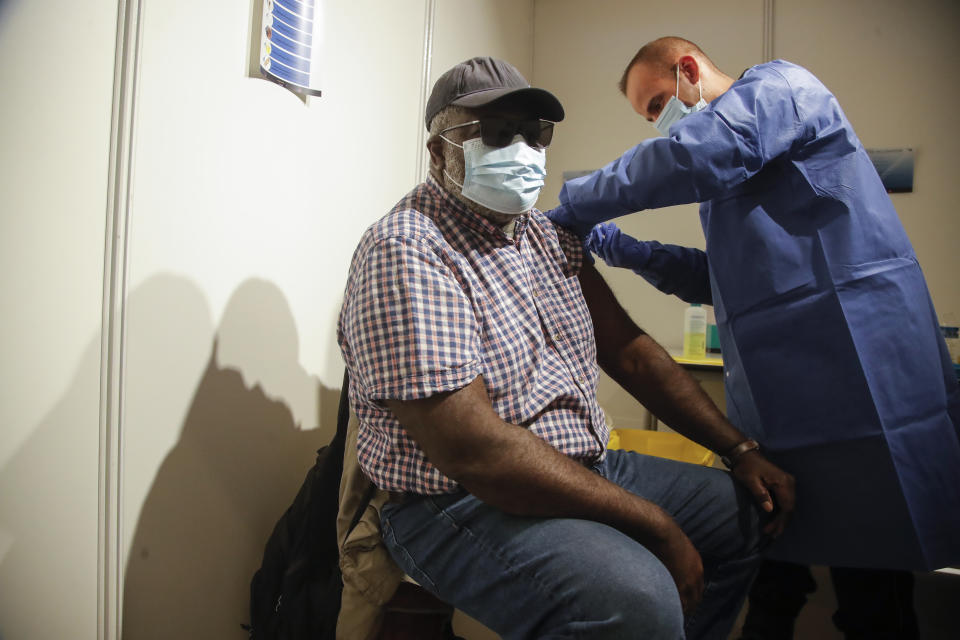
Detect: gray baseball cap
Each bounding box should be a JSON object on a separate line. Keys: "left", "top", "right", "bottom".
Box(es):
{"left": 425, "top": 56, "right": 565, "bottom": 129}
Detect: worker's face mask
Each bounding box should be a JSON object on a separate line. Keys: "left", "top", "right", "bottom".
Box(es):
{"left": 441, "top": 134, "right": 546, "bottom": 215}
{"left": 653, "top": 66, "right": 708, "bottom": 136}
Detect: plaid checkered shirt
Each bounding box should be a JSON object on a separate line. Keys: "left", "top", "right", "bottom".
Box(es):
{"left": 337, "top": 176, "right": 608, "bottom": 494}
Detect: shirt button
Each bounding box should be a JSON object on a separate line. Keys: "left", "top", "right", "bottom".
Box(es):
{"left": 553, "top": 334, "right": 562, "bottom": 342}
{"left": 577, "top": 376, "right": 586, "bottom": 384}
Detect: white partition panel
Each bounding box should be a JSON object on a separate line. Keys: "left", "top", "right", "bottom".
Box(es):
{"left": 0, "top": 0, "right": 118, "bottom": 638}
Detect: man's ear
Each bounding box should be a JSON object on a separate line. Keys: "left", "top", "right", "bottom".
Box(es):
{"left": 427, "top": 137, "right": 445, "bottom": 174}
{"left": 678, "top": 54, "right": 700, "bottom": 85}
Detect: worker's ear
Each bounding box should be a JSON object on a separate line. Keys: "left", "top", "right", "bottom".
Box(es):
{"left": 678, "top": 55, "right": 700, "bottom": 85}
{"left": 426, "top": 136, "right": 445, "bottom": 174}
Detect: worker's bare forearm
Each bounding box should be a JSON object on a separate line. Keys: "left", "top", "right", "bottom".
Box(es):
{"left": 461, "top": 421, "right": 676, "bottom": 544}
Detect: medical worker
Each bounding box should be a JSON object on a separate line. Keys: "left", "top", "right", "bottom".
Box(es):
{"left": 548, "top": 37, "right": 960, "bottom": 640}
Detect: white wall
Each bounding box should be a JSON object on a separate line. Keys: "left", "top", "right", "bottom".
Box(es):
{"left": 0, "top": 1, "right": 117, "bottom": 638}
{"left": 433, "top": 0, "right": 534, "bottom": 82}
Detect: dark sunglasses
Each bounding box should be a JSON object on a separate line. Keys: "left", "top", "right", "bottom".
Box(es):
{"left": 440, "top": 117, "right": 555, "bottom": 148}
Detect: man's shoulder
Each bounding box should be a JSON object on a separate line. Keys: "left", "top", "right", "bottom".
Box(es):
{"left": 528, "top": 208, "right": 565, "bottom": 242}
{"left": 343, "top": 186, "right": 453, "bottom": 306}
{"left": 527, "top": 208, "right": 585, "bottom": 277}
{"left": 359, "top": 183, "right": 446, "bottom": 249}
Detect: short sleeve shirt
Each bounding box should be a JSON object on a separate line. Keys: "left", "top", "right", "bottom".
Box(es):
{"left": 337, "top": 177, "right": 608, "bottom": 494}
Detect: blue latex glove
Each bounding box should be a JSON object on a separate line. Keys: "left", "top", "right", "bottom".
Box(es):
{"left": 585, "top": 222, "right": 652, "bottom": 271}
{"left": 586, "top": 222, "right": 713, "bottom": 305}
{"left": 545, "top": 203, "right": 596, "bottom": 239}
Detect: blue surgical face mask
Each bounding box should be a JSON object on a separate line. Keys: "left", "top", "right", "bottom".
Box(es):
{"left": 653, "top": 66, "right": 708, "bottom": 136}
{"left": 440, "top": 134, "right": 546, "bottom": 215}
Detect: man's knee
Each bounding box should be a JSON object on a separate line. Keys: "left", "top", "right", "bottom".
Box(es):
{"left": 563, "top": 556, "right": 684, "bottom": 640}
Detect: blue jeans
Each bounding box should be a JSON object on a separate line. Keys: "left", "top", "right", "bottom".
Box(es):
{"left": 380, "top": 449, "right": 764, "bottom": 639}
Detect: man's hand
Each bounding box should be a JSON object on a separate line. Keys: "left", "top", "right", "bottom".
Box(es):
{"left": 647, "top": 523, "right": 704, "bottom": 616}
{"left": 731, "top": 452, "right": 796, "bottom": 537}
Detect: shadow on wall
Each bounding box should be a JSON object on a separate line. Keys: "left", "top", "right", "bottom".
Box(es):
{"left": 0, "top": 274, "right": 202, "bottom": 637}
{"left": 122, "top": 277, "right": 343, "bottom": 638}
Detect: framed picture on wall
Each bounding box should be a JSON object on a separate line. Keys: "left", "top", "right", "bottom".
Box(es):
{"left": 867, "top": 148, "right": 914, "bottom": 194}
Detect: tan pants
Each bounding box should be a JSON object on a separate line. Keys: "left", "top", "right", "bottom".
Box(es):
{"left": 335, "top": 413, "right": 404, "bottom": 640}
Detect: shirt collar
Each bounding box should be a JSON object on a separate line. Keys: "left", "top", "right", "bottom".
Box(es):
{"left": 425, "top": 175, "right": 530, "bottom": 245}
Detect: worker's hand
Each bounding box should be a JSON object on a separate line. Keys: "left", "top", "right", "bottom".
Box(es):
{"left": 545, "top": 204, "right": 596, "bottom": 239}
{"left": 731, "top": 452, "right": 796, "bottom": 537}
{"left": 648, "top": 524, "right": 704, "bottom": 616}
{"left": 585, "top": 222, "right": 653, "bottom": 271}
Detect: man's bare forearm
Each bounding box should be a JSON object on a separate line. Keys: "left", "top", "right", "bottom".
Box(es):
{"left": 607, "top": 333, "right": 745, "bottom": 454}
{"left": 386, "top": 376, "right": 681, "bottom": 548}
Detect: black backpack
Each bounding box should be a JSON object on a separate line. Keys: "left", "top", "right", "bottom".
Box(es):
{"left": 243, "top": 371, "right": 374, "bottom": 639}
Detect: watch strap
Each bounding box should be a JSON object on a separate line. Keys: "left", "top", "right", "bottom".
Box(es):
{"left": 721, "top": 439, "right": 760, "bottom": 469}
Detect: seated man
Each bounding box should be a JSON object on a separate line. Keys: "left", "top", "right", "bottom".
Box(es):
{"left": 336, "top": 56, "right": 796, "bottom": 640}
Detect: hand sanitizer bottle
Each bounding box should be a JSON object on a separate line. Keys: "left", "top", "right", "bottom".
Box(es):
{"left": 683, "top": 304, "right": 707, "bottom": 358}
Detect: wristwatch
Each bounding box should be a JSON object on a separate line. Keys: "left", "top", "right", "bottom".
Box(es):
{"left": 721, "top": 439, "right": 760, "bottom": 469}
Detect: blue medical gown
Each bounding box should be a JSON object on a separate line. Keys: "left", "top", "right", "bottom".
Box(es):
{"left": 553, "top": 60, "right": 960, "bottom": 571}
